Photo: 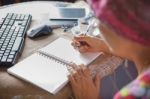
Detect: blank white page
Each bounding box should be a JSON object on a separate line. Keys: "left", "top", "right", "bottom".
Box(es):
{"left": 7, "top": 53, "right": 69, "bottom": 94}
{"left": 40, "top": 37, "right": 101, "bottom": 65}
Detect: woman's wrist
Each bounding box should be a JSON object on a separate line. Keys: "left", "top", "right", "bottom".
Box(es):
{"left": 97, "top": 41, "right": 111, "bottom": 54}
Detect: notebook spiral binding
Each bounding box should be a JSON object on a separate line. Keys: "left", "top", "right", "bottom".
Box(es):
{"left": 37, "top": 50, "right": 73, "bottom": 71}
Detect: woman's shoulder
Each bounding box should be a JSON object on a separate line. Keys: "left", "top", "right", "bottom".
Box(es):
{"left": 114, "top": 69, "right": 150, "bottom": 99}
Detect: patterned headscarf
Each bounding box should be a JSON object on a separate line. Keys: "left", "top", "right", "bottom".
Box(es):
{"left": 88, "top": 0, "right": 150, "bottom": 46}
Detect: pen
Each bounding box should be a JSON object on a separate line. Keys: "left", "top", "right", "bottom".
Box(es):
{"left": 84, "top": 19, "right": 96, "bottom": 35}
{"left": 79, "top": 20, "right": 96, "bottom": 46}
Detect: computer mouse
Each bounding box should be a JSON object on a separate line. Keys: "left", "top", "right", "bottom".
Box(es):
{"left": 27, "top": 24, "right": 53, "bottom": 38}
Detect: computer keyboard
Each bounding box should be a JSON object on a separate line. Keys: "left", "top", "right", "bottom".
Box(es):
{"left": 0, "top": 13, "right": 32, "bottom": 66}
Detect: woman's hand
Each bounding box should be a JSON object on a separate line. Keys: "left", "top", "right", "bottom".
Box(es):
{"left": 68, "top": 64, "right": 101, "bottom": 99}
{"left": 72, "top": 36, "right": 110, "bottom": 53}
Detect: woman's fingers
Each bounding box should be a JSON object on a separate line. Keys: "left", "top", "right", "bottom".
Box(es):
{"left": 71, "top": 40, "right": 81, "bottom": 47}
{"left": 69, "top": 63, "right": 86, "bottom": 76}
{"left": 83, "top": 68, "right": 91, "bottom": 77}
{"left": 68, "top": 75, "right": 76, "bottom": 84}
{"left": 94, "top": 73, "right": 101, "bottom": 89}
{"left": 74, "top": 36, "right": 90, "bottom": 48}
{"left": 74, "top": 36, "right": 90, "bottom": 43}
{"left": 72, "top": 39, "right": 90, "bottom": 52}
{"left": 69, "top": 63, "right": 96, "bottom": 81}
{"left": 78, "top": 46, "right": 89, "bottom": 53}
{"left": 68, "top": 63, "right": 101, "bottom": 94}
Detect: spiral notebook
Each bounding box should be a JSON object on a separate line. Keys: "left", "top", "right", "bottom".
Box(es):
{"left": 7, "top": 37, "right": 101, "bottom": 94}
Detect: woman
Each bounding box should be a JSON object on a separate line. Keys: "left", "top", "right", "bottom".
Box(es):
{"left": 69, "top": 0, "right": 150, "bottom": 99}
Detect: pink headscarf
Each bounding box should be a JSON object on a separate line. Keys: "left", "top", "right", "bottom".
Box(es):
{"left": 88, "top": 0, "right": 150, "bottom": 46}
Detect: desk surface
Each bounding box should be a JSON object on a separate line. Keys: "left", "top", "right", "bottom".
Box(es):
{"left": 0, "top": 1, "right": 115, "bottom": 99}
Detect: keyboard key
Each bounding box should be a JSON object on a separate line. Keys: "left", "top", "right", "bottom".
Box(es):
{"left": 0, "top": 51, "right": 4, "bottom": 54}
{"left": 18, "top": 34, "right": 23, "bottom": 37}
{"left": 1, "top": 25, "right": 6, "bottom": 29}
{"left": 9, "top": 42, "right": 13, "bottom": 45}
{"left": 0, "top": 54, "right": 3, "bottom": 57}
{"left": 3, "top": 43, "right": 7, "bottom": 46}
{"left": 9, "top": 55, "right": 14, "bottom": 59}
{"left": 7, "top": 13, "right": 13, "bottom": 19}
{"left": 10, "top": 51, "right": 15, "bottom": 55}
{"left": 16, "top": 14, "right": 21, "bottom": 20}
{"left": 6, "top": 48, "right": 11, "bottom": 50}
{"left": 12, "top": 37, "right": 22, "bottom": 51}
{"left": 1, "top": 48, "right": 5, "bottom": 51}
{"left": 4, "top": 53, "right": 9, "bottom": 56}
{"left": 1, "top": 56, "right": 7, "bottom": 62}
{"left": 2, "top": 45, "right": 6, "bottom": 48}
{"left": 7, "top": 58, "right": 13, "bottom": 62}
{"left": 8, "top": 45, "right": 13, "bottom": 48}
{"left": 12, "top": 14, "right": 17, "bottom": 20}
{"left": 9, "top": 19, "right": 15, "bottom": 25}
{"left": 5, "top": 50, "right": 10, "bottom": 53}
{"left": 0, "top": 40, "right": 4, "bottom": 43}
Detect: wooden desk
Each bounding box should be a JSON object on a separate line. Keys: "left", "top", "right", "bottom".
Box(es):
{"left": 0, "top": 1, "right": 116, "bottom": 99}
{"left": 0, "top": 2, "right": 73, "bottom": 99}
